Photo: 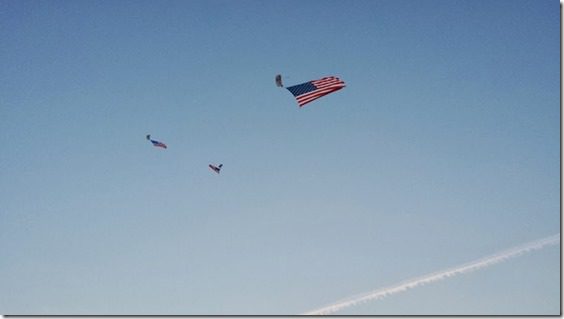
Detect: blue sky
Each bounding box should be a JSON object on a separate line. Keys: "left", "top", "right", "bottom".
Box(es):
{"left": 0, "top": 0, "right": 560, "bottom": 315}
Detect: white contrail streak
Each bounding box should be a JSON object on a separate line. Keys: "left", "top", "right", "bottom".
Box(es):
{"left": 302, "top": 234, "right": 560, "bottom": 315}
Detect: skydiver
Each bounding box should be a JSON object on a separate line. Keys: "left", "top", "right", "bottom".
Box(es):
{"left": 209, "top": 164, "right": 223, "bottom": 174}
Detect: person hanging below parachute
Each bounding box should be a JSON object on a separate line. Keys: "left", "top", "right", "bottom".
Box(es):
{"left": 209, "top": 163, "right": 223, "bottom": 174}
{"left": 146, "top": 134, "right": 167, "bottom": 149}
{"left": 276, "top": 75, "right": 346, "bottom": 107}
{"left": 275, "top": 74, "right": 284, "bottom": 87}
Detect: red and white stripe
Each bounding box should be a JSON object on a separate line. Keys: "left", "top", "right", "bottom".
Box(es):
{"left": 297, "top": 76, "right": 346, "bottom": 107}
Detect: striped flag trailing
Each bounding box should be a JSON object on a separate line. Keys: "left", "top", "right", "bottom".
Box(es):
{"left": 151, "top": 140, "right": 167, "bottom": 149}
{"left": 146, "top": 134, "right": 167, "bottom": 149}
{"left": 284, "top": 76, "right": 346, "bottom": 107}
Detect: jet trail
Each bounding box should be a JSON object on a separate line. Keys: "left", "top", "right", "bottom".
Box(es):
{"left": 302, "top": 234, "right": 559, "bottom": 315}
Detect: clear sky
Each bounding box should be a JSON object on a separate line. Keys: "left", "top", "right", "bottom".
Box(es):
{"left": 0, "top": 0, "right": 560, "bottom": 315}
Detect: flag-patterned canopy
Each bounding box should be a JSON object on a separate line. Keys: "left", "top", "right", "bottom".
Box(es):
{"left": 285, "top": 76, "right": 346, "bottom": 107}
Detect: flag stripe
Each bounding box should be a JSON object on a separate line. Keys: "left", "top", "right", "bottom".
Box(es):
{"left": 151, "top": 140, "right": 167, "bottom": 149}
{"left": 285, "top": 76, "right": 345, "bottom": 107}
{"left": 296, "top": 86, "right": 345, "bottom": 101}
{"left": 296, "top": 86, "right": 345, "bottom": 106}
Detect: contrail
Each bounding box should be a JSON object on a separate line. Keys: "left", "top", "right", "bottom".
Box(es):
{"left": 302, "top": 234, "right": 560, "bottom": 315}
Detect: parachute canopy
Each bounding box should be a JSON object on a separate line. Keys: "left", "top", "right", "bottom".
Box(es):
{"left": 282, "top": 76, "right": 345, "bottom": 107}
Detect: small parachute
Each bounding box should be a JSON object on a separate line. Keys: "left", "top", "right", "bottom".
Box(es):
{"left": 209, "top": 163, "right": 223, "bottom": 174}
{"left": 146, "top": 134, "right": 167, "bottom": 149}
{"left": 275, "top": 74, "right": 283, "bottom": 87}
{"left": 280, "top": 76, "right": 346, "bottom": 107}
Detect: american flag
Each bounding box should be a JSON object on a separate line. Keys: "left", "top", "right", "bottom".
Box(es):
{"left": 151, "top": 140, "right": 167, "bottom": 149}
{"left": 285, "top": 76, "right": 346, "bottom": 107}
